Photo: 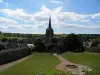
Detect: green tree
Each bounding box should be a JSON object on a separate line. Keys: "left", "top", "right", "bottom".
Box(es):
{"left": 2, "top": 38, "right": 7, "bottom": 42}
{"left": 91, "top": 39, "right": 100, "bottom": 47}
{"left": 34, "top": 39, "right": 46, "bottom": 52}
{"left": 63, "top": 33, "right": 84, "bottom": 52}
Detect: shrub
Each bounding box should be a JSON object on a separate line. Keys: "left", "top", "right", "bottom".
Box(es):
{"left": 86, "top": 47, "right": 100, "bottom": 53}
{"left": 34, "top": 39, "right": 46, "bottom": 52}
{"left": 0, "top": 47, "right": 31, "bottom": 65}
{"left": 87, "top": 67, "right": 100, "bottom": 75}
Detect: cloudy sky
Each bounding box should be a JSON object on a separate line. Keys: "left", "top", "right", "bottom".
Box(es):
{"left": 0, "top": 0, "right": 100, "bottom": 34}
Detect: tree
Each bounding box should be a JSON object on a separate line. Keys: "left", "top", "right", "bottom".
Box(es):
{"left": 91, "top": 39, "right": 100, "bottom": 47}
{"left": 0, "top": 31, "right": 1, "bottom": 34}
{"left": 34, "top": 39, "right": 46, "bottom": 52}
{"left": 63, "top": 33, "right": 85, "bottom": 52}
{"left": 0, "top": 44, "right": 6, "bottom": 51}
{"left": 2, "top": 38, "right": 7, "bottom": 42}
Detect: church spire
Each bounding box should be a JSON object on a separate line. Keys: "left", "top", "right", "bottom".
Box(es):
{"left": 46, "top": 15, "right": 54, "bottom": 38}
{"left": 49, "top": 16, "right": 51, "bottom": 28}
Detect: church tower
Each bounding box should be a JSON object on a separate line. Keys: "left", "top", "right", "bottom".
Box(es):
{"left": 46, "top": 16, "right": 54, "bottom": 38}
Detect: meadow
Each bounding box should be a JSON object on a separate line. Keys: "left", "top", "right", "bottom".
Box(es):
{"left": 0, "top": 52, "right": 100, "bottom": 75}
{"left": 62, "top": 52, "right": 100, "bottom": 69}
{"left": 0, "top": 53, "right": 61, "bottom": 75}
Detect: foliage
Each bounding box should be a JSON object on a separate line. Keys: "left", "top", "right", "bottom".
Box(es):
{"left": 0, "top": 31, "right": 1, "bottom": 34}
{"left": 0, "top": 47, "right": 30, "bottom": 65}
{"left": 87, "top": 67, "right": 100, "bottom": 75}
{"left": 63, "top": 33, "right": 85, "bottom": 52}
{"left": 2, "top": 38, "right": 7, "bottom": 42}
{"left": 86, "top": 47, "right": 100, "bottom": 53}
{"left": 0, "top": 44, "right": 6, "bottom": 51}
{"left": 0, "top": 53, "right": 60, "bottom": 75}
{"left": 34, "top": 39, "right": 46, "bottom": 52}
{"left": 91, "top": 39, "right": 100, "bottom": 47}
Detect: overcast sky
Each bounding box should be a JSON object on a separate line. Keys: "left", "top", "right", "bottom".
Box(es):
{"left": 0, "top": 0, "right": 100, "bottom": 34}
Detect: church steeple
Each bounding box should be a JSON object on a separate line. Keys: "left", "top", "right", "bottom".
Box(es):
{"left": 49, "top": 16, "right": 51, "bottom": 28}
{"left": 46, "top": 16, "right": 54, "bottom": 38}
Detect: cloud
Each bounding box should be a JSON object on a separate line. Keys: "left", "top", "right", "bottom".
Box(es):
{"left": 91, "top": 13, "right": 100, "bottom": 19}
{"left": 34, "top": 6, "right": 90, "bottom": 22}
{"left": 0, "top": 9, "right": 34, "bottom": 22}
{"left": 58, "top": 23, "right": 100, "bottom": 29}
{"left": 0, "top": 24, "right": 37, "bottom": 33}
{"left": 32, "top": 6, "right": 91, "bottom": 28}
{"left": 0, "top": 6, "right": 91, "bottom": 24}
{"left": 1, "top": 5, "right": 100, "bottom": 33}
{"left": 49, "top": 0, "right": 63, "bottom": 4}
{"left": 0, "top": 17, "right": 18, "bottom": 24}
{"left": 80, "top": 20, "right": 90, "bottom": 22}
{"left": 0, "top": 0, "right": 3, "bottom": 3}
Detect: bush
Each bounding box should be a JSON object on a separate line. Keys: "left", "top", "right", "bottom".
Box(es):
{"left": 86, "top": 47, "right": 100, "bottom": 53}
{"left": 0, "top": 47, "right": 31, "bottom": 65}
{"left": 2, "top": 38, "right": 7, "bottom": 42}
{"left": 87, "top": 67, "right": 100, "bottom": 75}
{"left": 0, "top": 44, "right": 6, "bottom": 51}
{"left": 63, "top": 33, "right": 85, "bottom": 52}
{"left": 34, "top": 39, "right": 46, "bottom": 52}
{"left": 91, "top": 39, "right": 100, "bottom": 47}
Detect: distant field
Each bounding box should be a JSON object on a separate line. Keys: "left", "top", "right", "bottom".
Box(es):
{"left": 0, "top": 53, "right": 61, "bottom": 75}
{"left": 0, "top": 34, "right": 26, "bottom": 40}
{"left": 62, "top": 52, "right": 100, "bottom": 69}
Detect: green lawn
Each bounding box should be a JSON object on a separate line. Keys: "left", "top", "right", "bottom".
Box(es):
{"left": 62, "top": 52, "right": 100, "bottom": 69}
{"left": 1, "top": 52, "right": 99, "bottom": 75}
{"left": 0, "top": 53, "right": 61, "bottom": 75}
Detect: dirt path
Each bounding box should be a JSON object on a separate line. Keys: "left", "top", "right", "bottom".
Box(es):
{"left": 0, "top": 55, "right": 31, "bottom": 72}
{"left": 55, "top": 55, "right": 90, "bottom": 75}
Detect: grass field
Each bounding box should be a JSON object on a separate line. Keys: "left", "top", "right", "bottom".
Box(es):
{"left": 62, "top": 52, "right": 100, "bottom": 69}
{"left": 0, "top": 52, "right": 100, "bottom": 75}
{"left": 0, "top": 53, "right": 61, "bottom": 75}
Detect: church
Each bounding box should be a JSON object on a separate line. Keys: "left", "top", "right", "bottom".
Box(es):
{"left": 34, "top": 16, "right": 61, "bottom": 54}
{"left": 45, "top": 16, "right": 54, "bottom": 43}
{"left": 42, "top": 16, "right": 61, "bottom": 54}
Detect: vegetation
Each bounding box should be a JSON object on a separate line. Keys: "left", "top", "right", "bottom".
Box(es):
{"left": 0, "top": 52, "right": 100, "bottom": 75}
{"left": 0, "top": 47, "right": 30, "bottom": 65}
{"left": 0, "top": 53, "right": 62, "bottom": 75}
{"left": 86, "top": 47, "right": 100, "bottom": 53}
{"left": 34, "top": 39, "right": 46, "bottom": 52}
{"left": 63, "top": 33, "right": 85, "bottom": 52}
{"left": 33, "top": 33, "right": 85, "bottom": 53}
{"left": 91, "top": 39, "right": 100, "bottom": 47}
{"left": 87, "top": 67, "right": 100, "bottom": 75}
{"left": 62, "top": 52, "right": 100, "bottom": 69}
{"left": 0, "top": 34, "right": 26, "bottom": 40}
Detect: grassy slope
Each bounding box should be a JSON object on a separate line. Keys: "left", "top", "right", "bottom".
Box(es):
{"left": 0, "top": 53, "right": 61, "bottom": 75}
{"left": 62, "top": 52, "right": 100, "bottom": 69}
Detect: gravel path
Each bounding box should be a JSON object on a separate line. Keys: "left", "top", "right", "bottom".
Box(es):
{"left": 0, "top": 55, "right": 31, "bottom": 72}
{"left": 55, "top": 55, "right": 90, "bottom": 75}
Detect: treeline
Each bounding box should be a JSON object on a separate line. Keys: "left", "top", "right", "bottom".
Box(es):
{"left": 34, "top": 33, "right": 85, "bottom": 53}
{"left": 34, "top": 33, "right": 100, "bottom": 53}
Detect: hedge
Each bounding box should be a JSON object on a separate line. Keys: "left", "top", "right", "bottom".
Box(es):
{"left": 0, "top": 47, "right": 31, "bottom": 65}
{"left": 86, "top": 47, "right": 100, "bottom": 53}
